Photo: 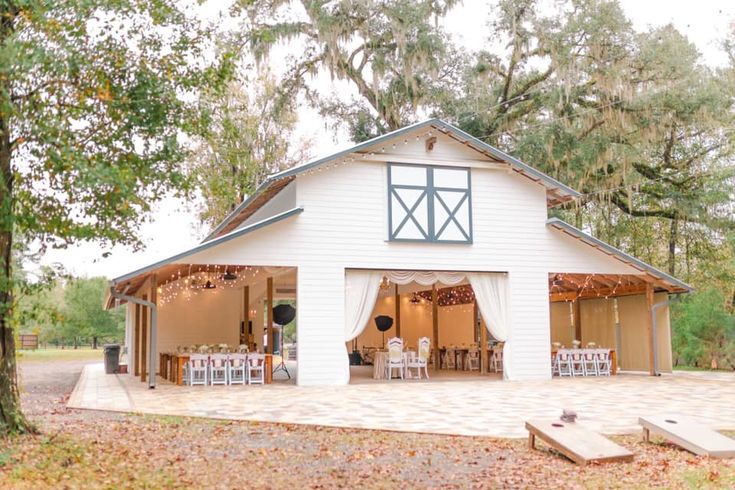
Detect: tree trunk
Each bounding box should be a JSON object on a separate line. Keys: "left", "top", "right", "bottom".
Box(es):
{"left": 668, "top": 215, "right": 678, "bottom": 277}
{"left": 93, "top": 336, "right": 98, "bottom": 350}
{"left": 0, "top": 105, "right": 33, "bottom": 434}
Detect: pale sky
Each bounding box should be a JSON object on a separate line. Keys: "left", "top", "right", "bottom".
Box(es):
{"left": 38, "top": 0, "right": 735, "bottom": 280}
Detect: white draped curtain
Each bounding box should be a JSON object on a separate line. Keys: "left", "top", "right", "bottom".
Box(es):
{"left": 468, "top": 273, "right": 512, "bottom": 379}
{"left": 344, "top": 270, "right": 384, "bottom": 342}
{"left": 344, "top": 270, "right": 512, "bottom": 378}
{"left": 383, "top": 270, "right": 466, "bottom": 286}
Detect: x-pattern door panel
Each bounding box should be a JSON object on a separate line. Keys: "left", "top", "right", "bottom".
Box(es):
{"left": 388, "top": 164, "right": 472, "bottom": 243}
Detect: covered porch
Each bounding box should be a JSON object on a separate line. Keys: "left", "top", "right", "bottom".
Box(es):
{"left": 107, "top": 262, "right": 298, "bottom": 388}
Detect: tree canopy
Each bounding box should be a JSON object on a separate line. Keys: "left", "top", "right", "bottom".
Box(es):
{"left": 0, "top": 0, "right": 230, "bottom": 434}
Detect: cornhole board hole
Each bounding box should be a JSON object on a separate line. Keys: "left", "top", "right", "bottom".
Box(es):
{"left": 639, "top": 415, "right": 735, "bottom": 458}
{"left": 526, "top": 419, "right": 634, "bottom": 466}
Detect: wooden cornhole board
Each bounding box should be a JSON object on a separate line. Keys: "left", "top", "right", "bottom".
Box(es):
{"left": 526, "top": 419, "right": 634, "bottom": 466}
{"left": 639, "top": 415, "right": 735, "bottom": 458}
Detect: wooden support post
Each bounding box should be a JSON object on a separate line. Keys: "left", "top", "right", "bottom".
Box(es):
{"left": 267, "top": 277, "right": 274, "bottom": 355}
{"left": 573, "top": 299, "right": 582, "bottom": 341}
{"left": 134, "top": 304, "right": 140, "bottom": 376}
{"left": 394, "top": 284, "right": 401, "bottom": 338}
{"left": 140, "top": 293, "right": 148, "bottom": 383}
{"left": 432, "top": 284, "right": 439, "bottom": 369}
{"left": 243, "top": 286, "right": 249, "bottom": 345}
{"left": 645, "top": 283, "right": 656, "bottom": 376}
{"left": 149, "top": 273, "right": 157, "bottom": 386}
{"left": 478, "top": 300, "right": 488, "bottom": 374}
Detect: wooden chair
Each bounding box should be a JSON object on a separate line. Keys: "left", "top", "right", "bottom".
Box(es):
{"left": 209, "top": 353, "right": 229, "bottom": 385}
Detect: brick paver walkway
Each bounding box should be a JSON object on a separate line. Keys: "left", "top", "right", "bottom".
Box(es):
{"left": 68, "top": 363, "right": 735, "bottom": 438}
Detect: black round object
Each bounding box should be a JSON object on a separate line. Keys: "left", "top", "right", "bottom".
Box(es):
{"left": 374, "top": 315, "right": 393, "bottom": 332}
{"left": 273, "top": 304, "right": 296, "bottom": 325}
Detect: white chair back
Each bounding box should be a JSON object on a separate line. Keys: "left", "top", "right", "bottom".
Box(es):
{"left": 190, "top": 353, "right": 208, "bottom": 367}
{"left": 230, "top": 353, "right": 247, "bottom": 367}
{"left": 417, "top": 337, "right": 430, "bottom": 363}
{"left": 387, "top": 337, "right": 403, "bottom": 362}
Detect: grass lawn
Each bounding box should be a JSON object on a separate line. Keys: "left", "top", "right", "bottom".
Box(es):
{"left": 15, "top": 348, "right": 104, "bottom": 363}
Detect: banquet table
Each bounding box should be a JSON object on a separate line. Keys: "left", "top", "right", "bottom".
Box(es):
{"left": 162, "top": 352, "right": 274, "bottom": 385}
{"left": 372, "top": 351, "right": 415, "bottom": 379}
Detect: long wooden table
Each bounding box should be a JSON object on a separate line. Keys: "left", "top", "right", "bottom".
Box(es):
{"left": 160, "top": 353, "right": 273, "bottom": 385}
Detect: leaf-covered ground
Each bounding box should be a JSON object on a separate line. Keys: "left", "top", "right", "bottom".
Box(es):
{"left": 2, "top": 358, "right": 734, "bottom": 489}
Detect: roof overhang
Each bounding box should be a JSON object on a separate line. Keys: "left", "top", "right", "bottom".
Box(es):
{"left": 205, "top": 119, "right": 581, "bottom": 241}
{"left": 105, "top": 207, "right": 304, "bottom": 309}
{"left": 546, "top": 218, "right": 692, "bottom": 295}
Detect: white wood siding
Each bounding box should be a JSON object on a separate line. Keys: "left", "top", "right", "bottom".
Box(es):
{"left": 237, "top": 181, "right": 297, "bottom": 230}
{"left": 182, "top": 130, "right": 651, "bottom": 384}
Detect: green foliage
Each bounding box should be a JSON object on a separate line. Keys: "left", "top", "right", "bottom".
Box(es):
{"left": 60, "top": 277, "right": 124, "bottom": 348}
{"left": 2, "top": 0, "right": 230, "bottom": 250}
{"left": 0, "top": 0, "right": 230, "bottom": 434}
{"left": 671, "top": 289, "right": 735, "bottom": 369}
{"left": 241, "top": 0, "right": 461, "bottom": 139}
{"left": 190, "top": 73, "right": 310, "bottom": 228}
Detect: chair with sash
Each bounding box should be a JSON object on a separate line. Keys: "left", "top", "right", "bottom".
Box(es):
{"left": 188, "top": 353, "right": 209, "bottom": 386}
{"left": 386, "top": 337, "right": 405, "bottom": 380}
{"left": 228, "top": 353, "right": 247, "bottom": 385}
{"left": 209, "top": 353, "right": 229, "bottom": 385}
{"left": 247, "top": 353, "right": 265, "bottom": 385}
{"left": 406, "top": 337, "right": 431, "bottom": 379}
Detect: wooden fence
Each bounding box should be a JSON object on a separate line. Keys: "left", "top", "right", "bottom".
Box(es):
{"left": 19, "top": 334, "right": 39, "bottom": 350}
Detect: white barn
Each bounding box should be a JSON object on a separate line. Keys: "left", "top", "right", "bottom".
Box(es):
{"left": 106, "top": 119, "right": 690, "bottom": 388}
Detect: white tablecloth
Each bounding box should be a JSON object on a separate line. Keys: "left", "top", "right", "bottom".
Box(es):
{"left": 373, "top": 351, "right": 415, "bottom": 379}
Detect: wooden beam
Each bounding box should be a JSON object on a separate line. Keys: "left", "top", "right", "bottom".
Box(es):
{"left": 394, "top": 284, "right": 401, "bottom": 338}
{"left": 267, "top": 277, "right": 274, "bottom": 355}
{"left": 134, "top": 304, "right": 140, "bottom": 376}
{"left": 150, "top": 273, "right": 157, "bottom": 384}
{"left": 646, "top": 283, "right": 656, "bottom": 376}
{"left": 432, "top": 284, "right": 439, "bottom": 369}
{"left": 549, "top": 283, "right": 650, "bottom": 302}
{"left": 573, "top": 300, "right": 582, "bottom": 341}
{"left": 243, "top": 286, "right": 249, "bottom": 345}
{"left": 140, "top": 293, "right": 147, "bottom": 383}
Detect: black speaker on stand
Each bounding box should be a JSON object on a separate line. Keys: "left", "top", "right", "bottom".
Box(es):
{"left": 272, "top": 304, "right": 296, "bottom": 379}
{"left": 374, "top": 315, "right": 394, "bottom": 347}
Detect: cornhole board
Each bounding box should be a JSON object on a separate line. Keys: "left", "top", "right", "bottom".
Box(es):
{"left": 639, "top": 415, "right": 735, "bottom": 458}
{"left": 526, "top": 419, "right": 634, "bottom": 466}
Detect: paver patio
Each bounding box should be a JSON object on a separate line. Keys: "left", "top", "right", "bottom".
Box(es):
{"left": 68, "top": 363, "right": 735, "bottom": 438}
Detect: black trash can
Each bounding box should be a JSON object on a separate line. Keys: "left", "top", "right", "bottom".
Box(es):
{"left": 103, "top": 344, "right": 121, "bottom": 374}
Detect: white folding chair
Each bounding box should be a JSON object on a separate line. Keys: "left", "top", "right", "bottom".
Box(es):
{"left": 209, "top": 353, "right": 229, "bottom": 385}
{"left": 570, "top": 350, "right": 585, "bottom": 376}
{"left": 228, "top": 353, "right": 247, "bottom": 385}
{"left": 596, "top": 349, "right": 611, "bottom": 376}
{"left": 247, "top": 353, "right": 265, "bottom": 385}
{"left": 582, "top": 349, "right": 598, "bottom": 376}
{"left": 491, "top": 343, "right": 504, "bottom": 373}
{"left": 557, "top": 350, "right": 573, "bottom": 377}
{"left": 386, "top": 337, "right": 405, "bottom": 380}
{"left": 406, "top": 337, "right": 431, "bottom": 379}
{"left": 466, "top": 347, "right": 480, "bottom": 371}
{"left": 188, "top": 354, "right": 208, "bottom": 386}
{"left": 443, "top": 348, "right": 456, "bottom": 369}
